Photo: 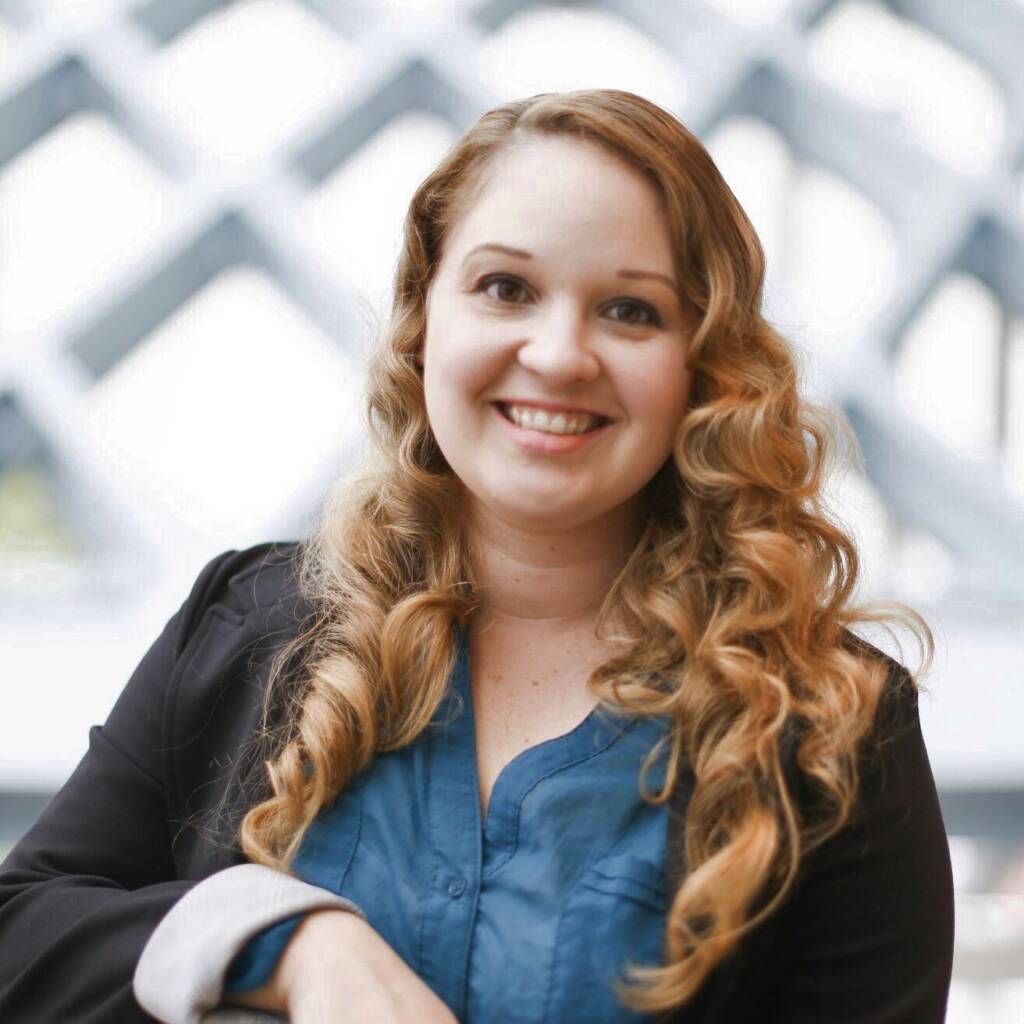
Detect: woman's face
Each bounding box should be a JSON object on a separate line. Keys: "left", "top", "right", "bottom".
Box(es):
{"left": 420, "top": 134, "right": 695, "bottom": 534}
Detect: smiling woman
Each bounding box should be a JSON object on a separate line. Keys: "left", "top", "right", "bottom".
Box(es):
{"left": 417, "top": 132, "right": 694, "bottom": 540}
{"left": 0, "top": 88, "right": 952, "bottom": 1024}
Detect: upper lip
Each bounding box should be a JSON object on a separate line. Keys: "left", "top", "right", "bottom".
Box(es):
{"left": 494, "top": 398, "right": 613, "bottom": 420}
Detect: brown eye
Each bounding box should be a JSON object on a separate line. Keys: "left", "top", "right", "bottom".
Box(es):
{"left": 606, "top": 300, "right": 662, "bottom": 327}
{"left": 479, "top": 274, "right": 528, "bottom": 304}
{"left": 477, "top": 274, "right": 663, "bottom": 328}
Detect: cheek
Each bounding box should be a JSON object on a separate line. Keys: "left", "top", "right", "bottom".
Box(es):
{"left": 423, "top": 343, "right": 502, "bottom": 456}
{"left": 622, "top": 359, "right": 692, "bottom": 437}
{"left": 425, "top": 329, "right": 507, "bottom": 408}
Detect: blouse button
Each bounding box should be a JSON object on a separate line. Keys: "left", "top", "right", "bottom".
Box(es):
{"left": 448, "top": 877, "right": 467, "bottom": 898}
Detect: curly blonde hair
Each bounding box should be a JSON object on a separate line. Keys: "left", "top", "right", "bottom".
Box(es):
{"left": 222, "top": 89, "right": 934, "bottom": 1015}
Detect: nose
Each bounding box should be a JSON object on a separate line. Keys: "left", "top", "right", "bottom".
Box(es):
{"left": 515, "top": 303, "right": 601, "bottom": 384}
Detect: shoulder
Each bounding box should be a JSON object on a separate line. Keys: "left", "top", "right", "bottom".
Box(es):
{"left": 779, "top": 631, "right": 919, "bottom": 809}
{"left": 104, "top": 540, "right": 308, "bottom": 724}
{"left": 838, "top": 627, "right": 918, "bottom": 708}
{"left": 187, "top": 540, "right": 306, "bottom": 617}
{"left": 165, "top": 542, "right": 313, "bottom": 830}
{"left": 836, "top": 628, "right": 922, "bottom": 787}
{"left": 788, "top": 630, "right": 940, "bottom": 869}
{"left": 762, "top": 635, "right": 954, "bottom": 1017}
{"left": 173, "top": 540, "right": 309, "bottom": 659}
{"left": 165, "top": 540, "right": 311, "bottom": 742}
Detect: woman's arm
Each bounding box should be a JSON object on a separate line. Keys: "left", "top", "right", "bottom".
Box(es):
{"left": 133, "top": 863, "right": 365, "bottom": 1020}
{"left": 667, "top": 662, "right": 955, "bottom": 1024}
{"left": 221, "top": 906, "right": 459, "bottom": 1024}
{"left": 0, "top": 550, "right": 235, "bottom": 1023}
{"left": 763, "top": 669, "right": 955, "bottom": 1022}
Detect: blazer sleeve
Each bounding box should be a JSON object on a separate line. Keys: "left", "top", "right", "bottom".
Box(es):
{"left": 761, "top": 666, "right": 956, "bottom": 1022}
{"left": 132, "top": 862, "right": 365, "bottom": 1020}
{"left": 0, "top": 549, "right": 240, "bottom": 1024}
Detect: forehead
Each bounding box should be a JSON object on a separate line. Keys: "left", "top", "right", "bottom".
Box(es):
{"left": 444, "top": 136, "right": 674, "bottom": 265}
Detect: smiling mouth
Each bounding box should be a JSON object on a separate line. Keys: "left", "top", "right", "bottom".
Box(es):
{"left": 493, "top": 402, "right": 612, "bottom": 434}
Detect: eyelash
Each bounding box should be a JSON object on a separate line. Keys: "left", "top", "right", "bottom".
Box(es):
{"left": 475, "top": 273, "right": 664, "bottom": 328}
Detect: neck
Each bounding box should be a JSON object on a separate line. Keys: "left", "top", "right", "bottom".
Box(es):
{"left": 464, "top": 497, "right": 642, "bottom": 634}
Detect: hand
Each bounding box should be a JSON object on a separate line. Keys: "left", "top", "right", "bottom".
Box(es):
{"left": 225, "top": 908, "right": 458, "bottom": 1024}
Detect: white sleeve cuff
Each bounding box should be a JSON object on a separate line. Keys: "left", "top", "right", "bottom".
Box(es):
{"left": 133, "top": 863, "right": 365, "bottom": 1024}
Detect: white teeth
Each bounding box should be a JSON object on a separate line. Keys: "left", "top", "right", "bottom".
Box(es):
{"left": 505, "top": 404, "right": 599, "bottom": 435}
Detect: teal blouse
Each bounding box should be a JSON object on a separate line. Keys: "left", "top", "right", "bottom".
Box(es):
{"left": 224, "top": 624, "right": 673, "bottom": 1023}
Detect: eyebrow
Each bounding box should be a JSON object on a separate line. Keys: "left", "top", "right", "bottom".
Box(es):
{"left": 461, "top": 242, "right": 680, "bottom": 294}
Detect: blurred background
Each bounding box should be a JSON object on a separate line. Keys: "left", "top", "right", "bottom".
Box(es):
{"left": 1, "top": 0, "right": 1022, "bottom": 1017}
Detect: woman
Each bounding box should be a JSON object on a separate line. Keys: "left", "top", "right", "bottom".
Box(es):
{"left": 0, "top": 89, "right": 954, "bottom": 1023}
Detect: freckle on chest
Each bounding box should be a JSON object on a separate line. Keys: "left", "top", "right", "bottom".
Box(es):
{"left": 469, "top": 631, "right": 615, "bottom": 817}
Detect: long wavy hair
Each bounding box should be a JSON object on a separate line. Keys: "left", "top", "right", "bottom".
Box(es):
{"left": 216, "top": 89, "right": 933, "bottom": 1015}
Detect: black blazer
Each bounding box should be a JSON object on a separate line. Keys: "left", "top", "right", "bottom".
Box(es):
{"left": 0, "top": 541, "right": 955, "bottom": 1023}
